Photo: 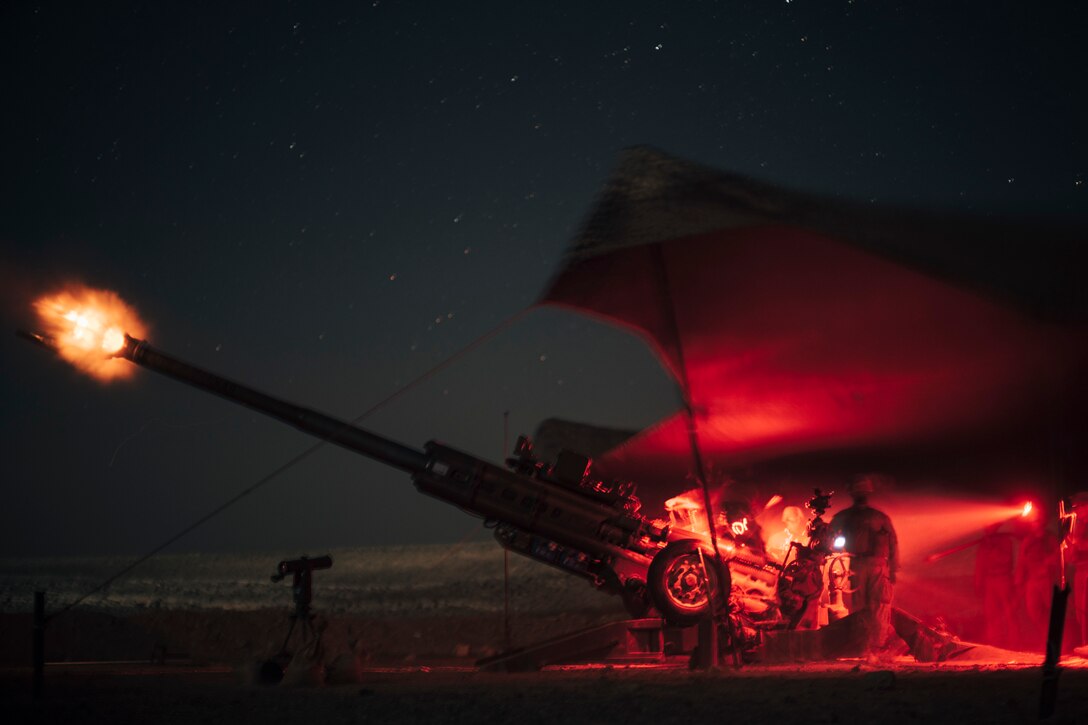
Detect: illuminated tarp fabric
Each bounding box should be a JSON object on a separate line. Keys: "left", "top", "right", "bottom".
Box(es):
{"left": 540, "top": 148, "right": 1087, "bottom": 479}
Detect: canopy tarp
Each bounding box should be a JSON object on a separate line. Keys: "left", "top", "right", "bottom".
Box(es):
{"left": 539, "top": 148, "right": 1087, "bottom": 490}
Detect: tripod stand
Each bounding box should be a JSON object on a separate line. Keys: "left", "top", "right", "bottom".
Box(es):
{"left": 261, "top": 555, "right": 332, "bottom": 683}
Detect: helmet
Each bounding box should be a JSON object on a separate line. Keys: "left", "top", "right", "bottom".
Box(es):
{"left": 849, "top": 476, "right": 875, "bottom": 495}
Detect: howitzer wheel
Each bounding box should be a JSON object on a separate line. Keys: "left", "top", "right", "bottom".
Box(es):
{"left": 647, "top": 539, "right": 731, "bottom": 626}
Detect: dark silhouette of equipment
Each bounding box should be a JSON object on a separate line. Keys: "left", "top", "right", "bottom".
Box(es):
{"left": 109, "top": 334, "right": 694, "bottom": 623}
{"left": 261, "top": 555, "right": 332, "bottom": 683}
{"left": 775, "top": 490, "right": 837, "bottom": 628}
{"left": 19, "top": 330, "right": 982, "bottom": 667}
{"left": 1039, "top": 499, "right": 1077, "bottom": 718}
{"left": 272, "top": 555, "right": 333, "bottom": 630}
{"left": 94, "top": 334, "right": 883, "bottom": 637}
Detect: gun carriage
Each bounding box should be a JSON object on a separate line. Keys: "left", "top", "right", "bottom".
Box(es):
{"left": 23, "top": 330, "right": 836, "bottom": 639}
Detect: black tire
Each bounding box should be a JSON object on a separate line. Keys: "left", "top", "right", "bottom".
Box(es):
{"left": 647, "top": 539, "right": 731, "bottom": 626}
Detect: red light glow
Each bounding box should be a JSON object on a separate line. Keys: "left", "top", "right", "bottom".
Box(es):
{"left": 888, "top": 493, "right": 1034, "bottom": 566}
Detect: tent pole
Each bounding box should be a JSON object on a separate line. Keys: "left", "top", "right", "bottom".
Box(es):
{"left": 651, "top": 244, "right": 731, "bottom": 667}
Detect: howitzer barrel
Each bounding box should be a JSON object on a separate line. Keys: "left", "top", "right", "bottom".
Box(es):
{"left": 120, "top": 335, "right": 430, "bottom": 473}
{"left": 116, "top": 336, "right": 664, "bottom": 559}
{"left": 21, "top": 326, "right": 674, "bottom": 613}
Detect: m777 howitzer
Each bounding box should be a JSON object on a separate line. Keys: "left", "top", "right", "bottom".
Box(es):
{"left": 21, "top": 329, "right": 822, "bottom": 630}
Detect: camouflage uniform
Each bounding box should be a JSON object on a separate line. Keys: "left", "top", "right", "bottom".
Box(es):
{"left": 830, "top": 479, "right": 899, "bottom": 655}
{"left": 1070, "top": 493, "right": 1088, "bottom": 652}
{"left": 1016, "top": 523, "right": 1061, "bottom": 651}
{"left": 974, "top": 527, "right": 1017, "bottom": 649}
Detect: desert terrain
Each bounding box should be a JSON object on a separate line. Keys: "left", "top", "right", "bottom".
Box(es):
{"left": 3, "top": 542, "right": 1086, "bottom": 724}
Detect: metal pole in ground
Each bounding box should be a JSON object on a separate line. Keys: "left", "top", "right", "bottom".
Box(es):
{"left": 503, "top": 410, "right": 512, "bottom": 651}
{"left": 33, "top": 591, "right": 45, "bottom": 700}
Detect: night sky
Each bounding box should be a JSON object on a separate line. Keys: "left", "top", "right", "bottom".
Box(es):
{"left": 2, "top": 2, "right": 1085, "bottom": 556}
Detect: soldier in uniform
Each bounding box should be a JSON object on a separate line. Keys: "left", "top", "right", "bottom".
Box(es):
{"left": 766, "top": 505, "right": 811, "bottom": 564}
{"left": 974, "top": 522, "right": 1018, "bottom": 649}
{"left": 1016, "top": 510, "right": 1061, "bottom": 651}
{"left": 830, "top": 475, "right": 899, "bottom": 658}
{"left": 1069, "top": 492, "right": 1088, "bottom": 655}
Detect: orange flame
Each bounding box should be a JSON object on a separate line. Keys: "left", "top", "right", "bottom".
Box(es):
{"left": 33, "top": 284, "right": 147, "bottom": 381}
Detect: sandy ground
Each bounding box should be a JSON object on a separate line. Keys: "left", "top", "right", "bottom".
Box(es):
{"left": 4, "top": 544, "right": 1087, "bottom": 724}
{"left": 4, "top": 658, "right": 1088, "bottom": 725}
{"left": 3, "top": 607, "right": 1087, "bottom": 725}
